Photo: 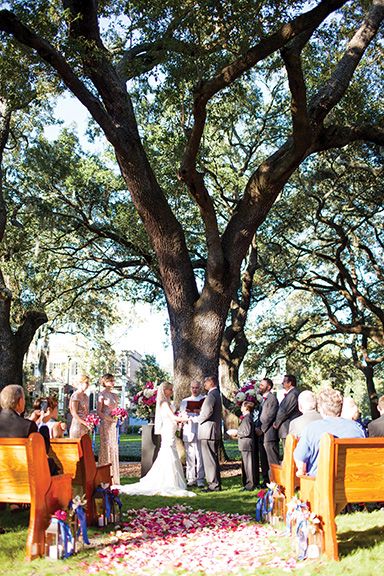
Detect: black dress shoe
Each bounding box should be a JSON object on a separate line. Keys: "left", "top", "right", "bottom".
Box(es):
{"left": 202, "top": 487, "right": 222, "bottom": 492}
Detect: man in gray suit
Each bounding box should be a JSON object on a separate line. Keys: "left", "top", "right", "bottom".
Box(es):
{"left": 273, "top": 374, "right": 301, "bottom": 452}
{"left": 255, "top": 378, "right": 279, "bottom": 486}
{"left": 197, "top": 375, "right": 222, "bottom": 492}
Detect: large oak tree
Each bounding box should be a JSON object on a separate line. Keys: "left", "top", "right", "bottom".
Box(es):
{"left": 0, "top": 0, "right": 383, "bottom": 398}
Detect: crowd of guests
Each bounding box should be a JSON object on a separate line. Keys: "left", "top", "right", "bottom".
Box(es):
{"left": 230, "top": 376, "right": 384, "bottom": 491}
{"left": 1, "top": 373, "right": 384, "bottom": 494}
{"left": 0, "top": 372, "right": 121, "bottom": 484}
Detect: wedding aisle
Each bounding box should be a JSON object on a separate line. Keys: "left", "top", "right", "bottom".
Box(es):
{"left": 81, "top": 504, "right": 297, "bottom": 575}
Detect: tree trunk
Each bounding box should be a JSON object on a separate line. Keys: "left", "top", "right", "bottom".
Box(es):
{"left": 362, "top": 364, "right": 380, "bottom": 420}
{"left": 0, "top": 277, "right": 48, "bottom": 390}
{"left": 170, "top": 291, "right": 231, "bottom": 403}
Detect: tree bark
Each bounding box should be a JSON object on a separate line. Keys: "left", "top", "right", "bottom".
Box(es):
{"left": 360, "top": 364, "right": 380, "bottom": 420}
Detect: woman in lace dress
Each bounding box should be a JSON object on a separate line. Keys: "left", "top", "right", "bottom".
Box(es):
{"left": 113, "top": 381, "right": 195, "bottom": 497}
{"left": 97, "top": 373, "right": 120, "bottom": 484}
{"left": 69, "top": 375, "right": 90, "bottom": 438}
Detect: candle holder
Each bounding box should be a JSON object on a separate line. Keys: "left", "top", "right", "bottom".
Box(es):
{"left": 271, "top": 493, "right": 285, "bottom": 526}
{"left": 45, "top": 517, "right": 63, "bottom": 560}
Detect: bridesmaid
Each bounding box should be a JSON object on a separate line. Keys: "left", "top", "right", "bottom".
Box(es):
{"left": 97, "top": 373, "right": 120, "bottom": 484}
{"left": 69, "top": 374, "right": 90, "bottom": 438}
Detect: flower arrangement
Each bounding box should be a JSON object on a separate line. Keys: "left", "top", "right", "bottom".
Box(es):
{"left": 53, "top": 509, "right": 67, "bottom": 521}
{"left": 85, "top": 413, "right": 100, "bottom": 430}
{"left": 111, "top": 407, "right": 128, "bottom": 421}
{"left": 131, "top": 381, "right": 158, "bottom": 420}
{"left": 285, "top": 497, "right": 323, "bottom": 560}
{"left": 235, "top": 379, "right": 259, "bottom": 406}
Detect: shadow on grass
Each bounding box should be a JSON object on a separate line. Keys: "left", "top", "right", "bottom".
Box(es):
{"left": 338, "top": 524, "right": 384, "bottom": 558}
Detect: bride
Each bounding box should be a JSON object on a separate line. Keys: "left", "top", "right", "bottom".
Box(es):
{"left": 113, "top": 381, "right": 196, "bottom": 497}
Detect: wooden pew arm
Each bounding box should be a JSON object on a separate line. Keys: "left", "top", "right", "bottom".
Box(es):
{"left": 46, "top": 473, "right": 73, "bottom": 510}
{"left": 95, "top": 464, "right": 112, "bottom": 485}
{"left": 298, "top": 474, "right": 315, "bottom": 507}
{"left": 270, "top": 463, "right": 283, "bottom": 486}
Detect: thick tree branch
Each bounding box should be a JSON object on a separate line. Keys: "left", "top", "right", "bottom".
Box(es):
{"left": 310, "top": 0, "right": 384, "bottom": 124}
{"left": 310, "top": 123, "right": 384, "bottom": 152}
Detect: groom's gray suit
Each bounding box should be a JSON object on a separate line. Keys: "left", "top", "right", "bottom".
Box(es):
{"left": 197, "top": 387, "right": 222, "bottom": 491}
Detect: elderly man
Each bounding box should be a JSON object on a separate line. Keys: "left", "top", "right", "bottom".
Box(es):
{"left": 180, "top": 380, "right": 206, "bottom": 487}
{"left": 0, "top": 384, "right": 38, "bottom": 437}
{"left": 294, "top": 388, "right": 366, "bottom": 477}
{"left": 288, "top": 390, "right": 322, "bottom": 437}
{"left": 368, "top": 395, "right": 384, "bottom": 437}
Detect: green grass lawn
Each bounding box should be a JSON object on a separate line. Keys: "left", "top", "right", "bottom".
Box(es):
{"left": 93, "top": 434, "right": 241, "bottom": 462}
{"left": 1, "top": 438, "right": 384, "bottom": 575}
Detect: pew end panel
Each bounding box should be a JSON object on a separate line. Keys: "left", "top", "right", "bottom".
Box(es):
{"left": 0, "top": 433, "right": 72, "bottom": 560}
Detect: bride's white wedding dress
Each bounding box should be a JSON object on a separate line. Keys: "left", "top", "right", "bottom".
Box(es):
{"left": 113, "top": 401, "right": 195, "bottom": 497}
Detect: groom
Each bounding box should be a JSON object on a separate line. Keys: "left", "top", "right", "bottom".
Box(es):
{"left": 197, "top": 375, "right": 222, "bottom": 492}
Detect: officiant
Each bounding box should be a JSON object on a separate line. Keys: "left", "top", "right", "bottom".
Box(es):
{"left": 180, "top": 381, "right": 206, "bottom": 488}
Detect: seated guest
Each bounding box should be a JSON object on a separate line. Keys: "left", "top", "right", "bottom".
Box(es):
{"left": 0, "top": 385, "right": 60, "bottom": 476}
{"left": 341, "top": 396, "right": 367, "bottom": 436}
{"left": 294, "top": 387, "right": 365, "bottom": 477}
{"left": 30, "top": 396, "right": 67, "bottom": 438}
{"left": 288, "top": 390, "right": 322, "bottom": 438}
{"left": 368, "top": 395, "right": 384, "bottom": 437}
{"left": 0, "top": 385, "right": 38, "bottom": 437}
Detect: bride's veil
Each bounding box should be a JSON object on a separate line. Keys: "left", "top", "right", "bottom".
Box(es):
{"left": 154, "top": 382, "right": 167, "bottom": 434}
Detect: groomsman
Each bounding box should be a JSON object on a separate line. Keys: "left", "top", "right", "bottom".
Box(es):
{"left": 197, "top": 375, "right": 222, "bottom": 492}
{"left": 255, "top": 378, "right": 279, "bottom": 485}
{"left": 273, "top": 374, "right": 301, "bottom": 453}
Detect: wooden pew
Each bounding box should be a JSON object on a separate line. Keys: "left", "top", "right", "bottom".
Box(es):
{"left": 269, "top": 434, "right": 299, "bottom": 505}
{"left": 50, "top": 434, "right": 111, "bottom": 525}
{"left": 299, "top": 434, "right": 384, "bottom": 561}
{"left": 0, "top": 433, "right": 72, "bottom": 560}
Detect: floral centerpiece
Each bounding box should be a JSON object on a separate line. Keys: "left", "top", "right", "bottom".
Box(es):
{"left": 235, "top": 379, "right": 259, "bottom": 407}
{"left": 131, "top": 381, "right": 158, "bottom": 420}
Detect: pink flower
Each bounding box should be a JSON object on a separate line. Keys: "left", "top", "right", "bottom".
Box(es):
{"left": 53, "top": 509, "right": 67, "bottom": 521}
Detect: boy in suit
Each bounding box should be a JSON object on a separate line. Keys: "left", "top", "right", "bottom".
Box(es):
{"left": 237, "top": 401, "right": 257, "bottom": 491}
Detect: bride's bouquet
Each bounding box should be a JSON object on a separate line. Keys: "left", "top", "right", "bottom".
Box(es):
{"left": 131, "top": 381, "right": 158, "bottom": 420}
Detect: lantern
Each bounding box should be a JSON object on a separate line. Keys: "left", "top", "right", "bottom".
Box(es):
{"left": 271, "top": 493, "right": 285, "bottom": 526}
{"left": 94, "top": 493, "right": 106, "bottom": 527}
{"left": 44, "top": 517, "right": 63, "bottom": 560}
{"left": 307, "top": 524, "right": 324, "bottom": 558}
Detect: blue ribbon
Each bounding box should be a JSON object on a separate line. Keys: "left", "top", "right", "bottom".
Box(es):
{"left": 94, "top": 486, "right": 111, "bottom": 521}
{"left": 110, "top": 491, "right": 122, "bottom": 514}
{"left": 296, "top": 517, "right": 309, "bottom": 561}
{"left": 116, "top": 419, "right": 122, "bottom": 445}
{"left": 73, "top": 504, "right": 90, "bottom": 545}
{"left": 255, "top": 489, "right": 273, "bottom": 522}
{"left": 52, "top": 517, "right": 74, "bottom": 558}
{"left": 92, "top": 429, "right": 96, "bottom": 452}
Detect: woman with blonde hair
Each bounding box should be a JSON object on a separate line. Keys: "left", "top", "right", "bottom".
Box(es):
{"left": 69, "top": 374, "right": 90, "bottom": 438}
{"left": 113, "top": 381, "right": 195, "bottom": 497}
